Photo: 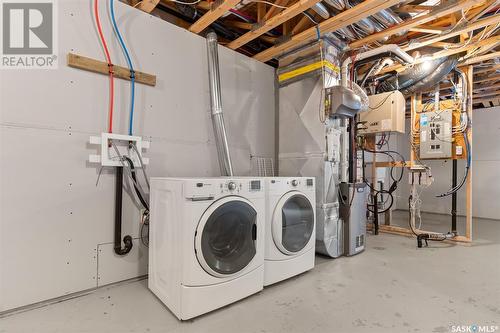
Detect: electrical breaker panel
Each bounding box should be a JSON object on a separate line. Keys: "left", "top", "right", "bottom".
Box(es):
{"left": 419, "top": 109, "right": 452, "bottom": 159}
{"left": 358, "top": 91, "right": 406, "bottom": 135}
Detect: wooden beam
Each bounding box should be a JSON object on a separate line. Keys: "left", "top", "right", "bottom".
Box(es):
{"left": 137, "top": 0, "right": 160, "bottom": 13}
{"left": 408, "top": 25, "right": 447, "bottom": 34}
{"left": 263, "top": 0, "right": 290, "bottom": 20}
{"left": 474, "top": 97, "right": 500, "bottom": 104}
{"left": 468, "top": 0, "right": 500, "bottom": 22}
{"left": 258, "top": 35, "right": 278, "bottom": 44}
{"left": 257, "top": 2, "right": 266, "bottom": 22}
{"left": 254, "top": 0, "right": 404, "bottom": 62}
{"left": 431, "top": 41, "right": 460, "bottom": 48}
{"left": 474, "top": 82, "right": 500, "bottom": 91}
{"left": 189, "top": 0, "right": 241, "bottom": 34}
{"left": 461, "top": 51, "right": 500, "bottom": 65}
{"left": 380, "top": 36, "right": 500, "bottom": 74}
{"left": 470, "top": 41, "right": 500, "bottom": 57}
{"left": 349, "top": 0, "right": 484, "bottom": 49}
{"left": 227, "top": 0, "right": 321, "bottom": 50}
{"left": 403, "top": 15, "right": 500, "bottom": 52}
{"left": 67, "top": 53, "right": 157, "bottom": 86}
{"left": 291, "top": 14, "right": 312, "bottom": 35}
{"left": 374, "top": 161, "right": 409, "bottom": 168}
{"left": 464, "top": 65, "right": 473, "bottom": 241}
{"left": 474, "top": 64, "right": 500, "bottom": 75}
{"left": 367, "top": 224, "right": 472, "bottom": 244}
{"left": 224, "top": 20, "right": 253, "bottom": 30}
{"left": 473, "top": 90, "right": 500, "bottom": 98}
{"left": 474, "top": 73, "right": 500, "bottom": 84}
{"left": 193, "top": 1, "right": 211, "bottom": 11}
{"left": 393, "top": 4, "right": 434, "bottom": 13}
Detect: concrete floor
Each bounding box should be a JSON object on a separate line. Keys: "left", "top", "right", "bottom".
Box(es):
{"left": 1, "top": 211, "right": 499, "bottom": 333}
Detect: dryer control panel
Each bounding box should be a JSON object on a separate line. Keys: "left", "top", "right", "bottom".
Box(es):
{"left": 268, "top": 177, "right": 315, "bottom": 193}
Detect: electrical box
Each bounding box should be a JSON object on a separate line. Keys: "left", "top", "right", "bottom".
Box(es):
{"left": 358, "top": 91, "right": 406, "bottom": 135}
{"left": 89, "top": 133, "right": 150, "bottom": 167}
{"left": 419, "top": 109, "right": 453, "bottom": 159}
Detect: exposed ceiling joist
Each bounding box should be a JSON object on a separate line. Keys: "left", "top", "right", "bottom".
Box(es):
{"left": 224, "top": 20, "right": 253, "bottom": 30}
{"left": 474, "top": 73, "right": 500, "bottom": 83}
{"left": 474, "top": 64, "right": 500, "bottom": 74}
{"left": 291, "top": 14, "right": 312, "bottom": 35}
{"left": 227, "top": 0, "right": 321, "bottom": 50}
{"left": 461, "top": 50, "right": 500, "bottom": 65}
{"left": 468, "top": 0, "right": 500, "bottom": 22}
{"left": 349, "top": 0, "right": 484, "bottom": 49}
{"left": 264, "top": 0, "right": 290, "bottom": 21}
{"left": 257, "top": 2, "right": 266, "bottom": 22}
{"left": 475, "top": 81, "right": 500, "bottom": 91}
{"left": 394, "top": 4, "right": 434, "bottom": 13}
{"left": 474, "top": 90, "right": 500, "bottom": 98}
{"left": 380, "top": 35, "right": 500, "bottom": 74}
{"left": 403, "top": 15, "right": 500, "bottom": 52}
{"left": 253, "top": 0, "right": 405, "bottom": 62}
{"left": 474, "top": 97, "right": 500, "bottom": 104}
{"left": 136, "top": 0, "right": 160, "bottom": 13}
{"left": 408, "top": 25, "right": 447, "bottom": 34}
{"left": 188, "top": 0, "right": 241, "bottom": 34}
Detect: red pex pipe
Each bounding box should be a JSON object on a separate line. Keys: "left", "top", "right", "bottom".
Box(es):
{"left": 94, "top": 0, "right": 115, "bottom": 134}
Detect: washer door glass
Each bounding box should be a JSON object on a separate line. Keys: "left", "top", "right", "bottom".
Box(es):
{"left": 280, "top": 194, "right": 314, "bottom": 253}
{"left": 200, "top": 200, "right": 257, "bottom": 276}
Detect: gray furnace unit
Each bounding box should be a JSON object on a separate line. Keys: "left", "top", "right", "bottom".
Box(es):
{"left": 278, "top": 38, "right": 367, "bottom": 258}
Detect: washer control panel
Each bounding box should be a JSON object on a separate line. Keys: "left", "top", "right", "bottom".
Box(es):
{"left": 183, "top": 179, "right": 263, "bottom": 200}
{"left": 220, "top": 179, "right": 262, "bottom": 194}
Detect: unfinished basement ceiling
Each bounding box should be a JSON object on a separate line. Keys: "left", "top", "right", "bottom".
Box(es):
{"left": 128, "top": 0, "right": 499, "bottom": 109}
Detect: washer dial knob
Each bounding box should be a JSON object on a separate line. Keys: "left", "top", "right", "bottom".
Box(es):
{"left": 228, "top": 182, "right": 237, "bottom": 191}
{"left": 291, "top": 179, "right": 298, "bottom": 187}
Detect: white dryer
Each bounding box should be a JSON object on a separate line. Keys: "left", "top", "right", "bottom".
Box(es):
{"left": 148, "top": 177, "right": 265, "bottom": 320}
{"left": 264, "top": 177, "right": 316, "bottom": 286}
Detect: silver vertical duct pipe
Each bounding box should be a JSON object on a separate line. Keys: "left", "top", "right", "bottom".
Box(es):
{"left": 206, "top": 32, "right": 234, "bottom": 177}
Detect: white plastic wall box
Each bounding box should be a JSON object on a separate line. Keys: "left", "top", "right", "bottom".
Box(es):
{"left": 89, "top": 132, "right": 150, "bottom": 167}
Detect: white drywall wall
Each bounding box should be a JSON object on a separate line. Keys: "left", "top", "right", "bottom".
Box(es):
{"left": 0, "top": 1, "right": 275, "bottom": 312}
{"left": 394, "top": 106, "right": 500, "bottom": 220}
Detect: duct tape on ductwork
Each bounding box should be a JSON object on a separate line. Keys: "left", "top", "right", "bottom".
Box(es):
{"left": 277, "top": 38, "right": 342, "bottom": 87}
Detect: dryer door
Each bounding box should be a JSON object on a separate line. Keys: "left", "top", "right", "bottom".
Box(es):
{"left": 195, "top": 196, "right": 257, "bottom": 278}
{"left": 272, "top": 192, "right": 314, "bottom": 255}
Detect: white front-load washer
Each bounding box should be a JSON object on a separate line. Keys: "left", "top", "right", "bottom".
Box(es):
{"left": 148, "top": 177, "right": 265, "bottom": 320}
{"left": 264, "top": 177, "right": 316, "bottom": 286}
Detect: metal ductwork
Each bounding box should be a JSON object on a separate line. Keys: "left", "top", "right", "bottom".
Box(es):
{"left": 372, "top": 8, "right": 406, "bottom": 36}
{"left": 323, "top": 0, "right": 346, "bottom": 11}
{"left": 377, "top": 55, "right": 459, "bottom": 95}
{"left": 311, "top": 2, "right": 330, "bottom": 19}
{"left": 341, "top": 44, "right": 414, "bottom": 87}
{"left": 322, "top": 1, "right": 405, "bottom": 42}
{"left": 401, "top": 57, "right": 458, "bottom": 95}
{"left": 353, "top": 17, "right": 376, "bottom": 35}
{"left": 206, "top": 32, "right": 234, "bottom": 177}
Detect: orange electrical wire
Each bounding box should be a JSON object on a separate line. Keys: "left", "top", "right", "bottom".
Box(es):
{"left": 94, "top": 0, "right": 115, "bottom": 133}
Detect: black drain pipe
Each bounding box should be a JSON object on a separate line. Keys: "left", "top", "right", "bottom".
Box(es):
{"left": 115, "top": 167, "right": 133, "bottom": 255}
{"left": 451, "top": 160, "right": 458, "bottom": 234}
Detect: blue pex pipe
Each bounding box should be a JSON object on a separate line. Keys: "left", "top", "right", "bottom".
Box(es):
{"left": 110, "top": 0, "right": 136, "bottom": 136}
